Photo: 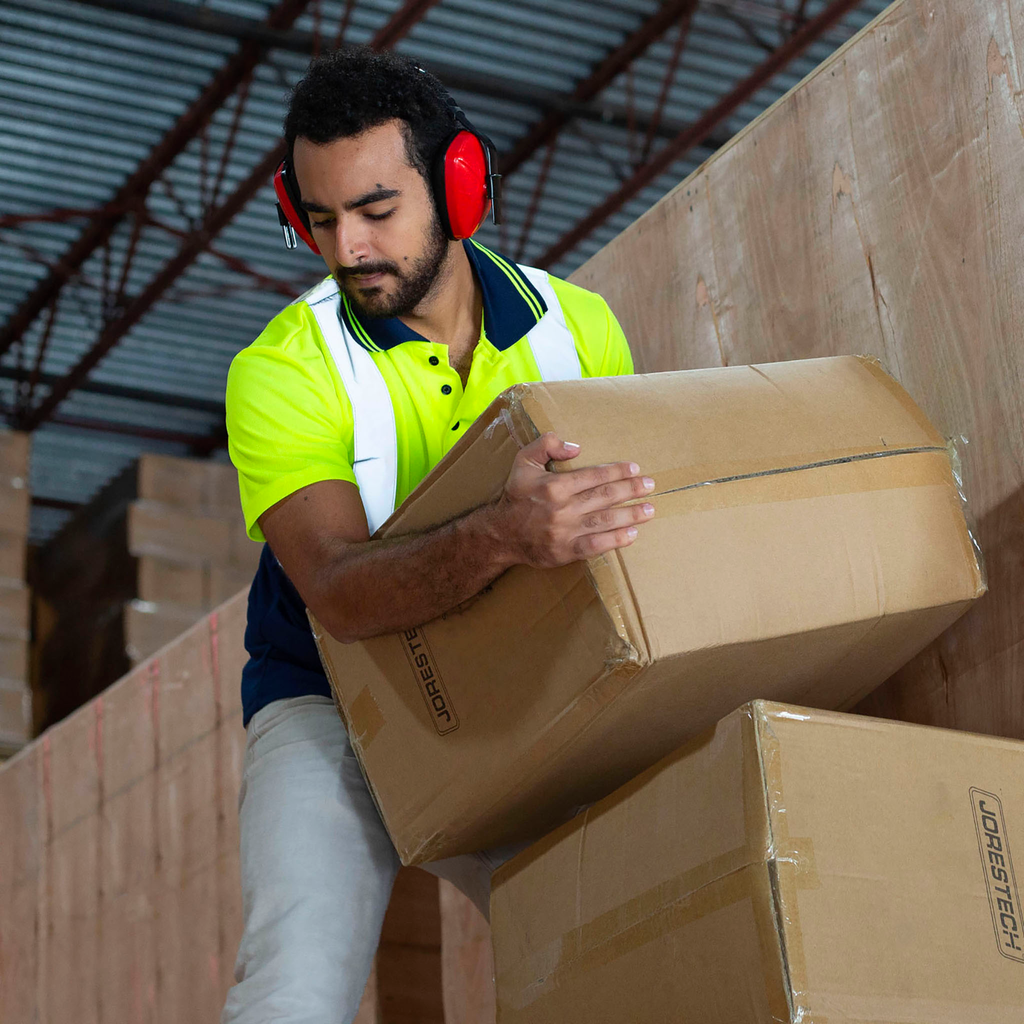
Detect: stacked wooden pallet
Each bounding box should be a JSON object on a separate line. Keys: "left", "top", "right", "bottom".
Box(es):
{"left": 0, "top": 431, "right": 31, "bottom": 755}
{"left": 33, "top": 454, "right": 258, "bottom": 732}
{"left": 124, "top": 455, "right": 257, "bottom": 664}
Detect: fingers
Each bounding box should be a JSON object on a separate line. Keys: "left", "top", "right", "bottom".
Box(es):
{"left": 577, "top": 501, "right": 655, "bottom": 536}
{"left": 548, "top": 463, "right": 654, "bottom": 513}
{"left": 571, "top": 525, "right": 643, "bottom": 559}
{"left": 562, "top": 460, "right": 651, "bottom": 498}
{"left": 518, "top": 432, "right": 581, "bottom": 470}
{"left": 574, "top": 474, "right": 655, "bottom": 511}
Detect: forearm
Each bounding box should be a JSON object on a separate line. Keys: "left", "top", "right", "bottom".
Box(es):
{"left": 312, "top": 503, "right": 516, "bottom": 642}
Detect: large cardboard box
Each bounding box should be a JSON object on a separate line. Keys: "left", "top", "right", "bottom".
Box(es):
{"left": 490, "top": 701, "right": 1024, "bottom": 1023}
{"left": 313, "top": 357, "right": 986, "bottom": 864}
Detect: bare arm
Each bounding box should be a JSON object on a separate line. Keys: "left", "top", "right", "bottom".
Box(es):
{"left": 260, "top": 433, "right": 656, "bottom": 643}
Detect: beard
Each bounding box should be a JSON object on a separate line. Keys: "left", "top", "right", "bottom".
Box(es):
{"left": 333, "top": 213, "right": 450, "bottom": 320}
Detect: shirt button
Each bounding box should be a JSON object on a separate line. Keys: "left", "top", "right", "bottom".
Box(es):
{"left": 441, "top": 384, "right": 452, "bottom": 395}
{"left": 429, "top": 356, "right": 439, "bottom": 366}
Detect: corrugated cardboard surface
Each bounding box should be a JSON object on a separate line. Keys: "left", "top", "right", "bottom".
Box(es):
{"left": 315, "top": 357, "right": 984, "bottom": 865}
{"left": 491, "top": 701, "right": 1024, "bottom": 1023}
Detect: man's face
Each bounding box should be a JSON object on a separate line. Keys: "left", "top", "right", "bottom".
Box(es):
{"left": 292, "top": 120, "right": 450, "bottom": 319}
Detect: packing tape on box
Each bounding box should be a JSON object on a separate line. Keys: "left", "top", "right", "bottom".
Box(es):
{"left": 348, "top": 686, "right": 386, "bottom": 751}
{"left": 645, "top": 445, "right": 954, "bottom": 510}
{"left": 498, "top": 836, "right": 819, "bottom": 1013}
{"left": 480, "top": 387, "right": 983, "bottom": 595}
{"left": 754, "top": 704, "right": 820, "bottom": 1012}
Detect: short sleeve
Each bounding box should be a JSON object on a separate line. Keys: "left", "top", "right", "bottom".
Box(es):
{"left": 226, "top": 301, "right": 357, "bottom": 542}
{"left": 547, "top": 276, "right": 634, "bottom": 379}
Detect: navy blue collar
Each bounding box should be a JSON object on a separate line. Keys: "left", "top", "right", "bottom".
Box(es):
{"left": 337, "top": 239, "right": 547, "bottom": 353}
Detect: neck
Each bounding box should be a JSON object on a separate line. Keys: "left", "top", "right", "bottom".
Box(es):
{"left": 401, "top": 241, "right": 482, "bottom": 360}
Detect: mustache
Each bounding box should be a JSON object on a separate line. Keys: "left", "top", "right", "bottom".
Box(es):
{"left": 334, "top": 261, "right": 400, "bottom": 282}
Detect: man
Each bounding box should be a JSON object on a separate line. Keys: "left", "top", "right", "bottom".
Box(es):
{"left": 222, "top": 48, "right": 656, "bottom": 1023}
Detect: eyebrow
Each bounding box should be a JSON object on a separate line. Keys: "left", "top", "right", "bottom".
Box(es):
{"left": 300, "top": 187, "right": 402, "bottom": 214}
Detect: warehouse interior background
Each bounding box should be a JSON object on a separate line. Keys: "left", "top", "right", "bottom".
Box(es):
{"left": 2, "top": 0, "right": 886, "bottom": 546}
{"left": 5, "top": 1, "right": 1024, "bottom": 1020}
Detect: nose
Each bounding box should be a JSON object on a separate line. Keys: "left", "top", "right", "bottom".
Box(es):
{"left": 334, "top": 215, "right": 371, "bottom": 263}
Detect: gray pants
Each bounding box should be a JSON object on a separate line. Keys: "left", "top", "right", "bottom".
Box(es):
{"left": 221, "top": 695, "right": 519, "bottom": 1023}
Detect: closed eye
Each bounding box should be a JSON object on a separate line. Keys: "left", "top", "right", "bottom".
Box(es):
{"left": 312, "top": 217, "right": 335, "bottom": 229}
{"left": 365, "top": 209, "right": 395, "bottom": 222}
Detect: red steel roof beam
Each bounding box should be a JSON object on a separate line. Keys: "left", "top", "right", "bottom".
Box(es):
{"left": 0, "top": 0, "right": 315, "bottom": 360}
{"left": 536, "top": 0, "right": 865, "bottom": 270}
{"left": 20, "top": 0, "right": 443, "bottom": 433}
{"left": 46, "top": 413, "right": 223, "bottom": 448}
{"left": 499, "top": 0, "right": 699, "bottom": 179}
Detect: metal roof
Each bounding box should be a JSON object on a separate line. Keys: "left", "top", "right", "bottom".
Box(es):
{"left": 0, "top": 0, "right": 891, "bottom": 543}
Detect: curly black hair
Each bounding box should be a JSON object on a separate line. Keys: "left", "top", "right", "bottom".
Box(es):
{"left": 283, "top": 48, "right": 456, "bottom": 180}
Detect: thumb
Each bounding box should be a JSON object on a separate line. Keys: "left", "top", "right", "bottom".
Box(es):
{"left": 520, "top": 432, "right": 580, "bottom": 470}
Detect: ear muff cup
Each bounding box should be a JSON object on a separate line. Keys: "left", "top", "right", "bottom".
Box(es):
{"left": 432, "top": 129, "right": 491, "bottom": 241}
{"left": 273, "top": 161, "right": 320, "bottom": 254}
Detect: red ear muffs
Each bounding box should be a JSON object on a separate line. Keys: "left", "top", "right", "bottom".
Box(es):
{"left": 274, "top": 93, "right": 501, "bottom": 251}
{"left": 433, "top": 129, "right": 491, "bottom": 241}
{"left": 274, "top": 161, "right": 320, "bottom": 255}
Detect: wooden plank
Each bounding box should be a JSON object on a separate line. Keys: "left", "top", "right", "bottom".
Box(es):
{"left": 137, "top": 454, "right": 243, "bottom": 518}
{"left": 571, "top": 0, "right": 1024, "bottom": 740}
{"left": 0, "top": 582, "right": 29, "bottom": 640}
{"left": 137, "top": 556, "right": 208, "bottom": 608}
{"left": 98, "top": 667, "right": 158, "bottom": 1024}
{"left": 124, "top": 600, "right": 206, "bottom": 666}
{"left": 440, "top": 880, "right": 496, "bottom": 1024}
{"left": 0, "top": 745, "right": 43, "bottom": 1024}
{"left": 153, "top": 621, "right": 222, "bottom": 1024}
{"left": 377, "top": 868, "right": 445, "bottom": 1024}
{"left": 211, "top": 596, "right": 248, "bottom": 998}
{"left": 0, "top": 530, "right": 27, "bottom": 583}
{"left": 100, "top": 774, "right": 158, "bottom": 1024}
{"left": 44, "top": 820, "right": 99, "bottom": 1023}
{"left": 43, "top": 704, "right": 101, "bottom": 1024}
{"left": 0, "top": 430, "right": 30, "bottom": 479}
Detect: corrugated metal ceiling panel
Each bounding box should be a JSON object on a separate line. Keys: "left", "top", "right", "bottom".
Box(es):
{"left": 0, "top": 0, "right": 892, "bottom": 541}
